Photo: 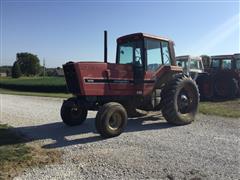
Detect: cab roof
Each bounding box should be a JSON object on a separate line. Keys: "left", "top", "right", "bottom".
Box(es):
{"left": 117, "top": 32, "right": 173, "bottom": 43}
{"left": 176, "top": 55, "right": 202, "bottom": 61}
{"left": 211, "top": 54, "right": 233, "bottom": 60}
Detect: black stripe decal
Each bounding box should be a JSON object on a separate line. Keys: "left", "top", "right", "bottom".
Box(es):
{"left": 85, "top": 79, "right": 155, "bottom": 84}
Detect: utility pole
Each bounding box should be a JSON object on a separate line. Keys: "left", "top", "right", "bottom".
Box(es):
{"left": 43, "top": 58, "right": 46, "bottom": 77}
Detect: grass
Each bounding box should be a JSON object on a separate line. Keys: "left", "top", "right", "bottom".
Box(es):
{"left": 0, "top": 77, "right": 67, "bottom": 93}
{"left": 0, "top": 88, "right": 71, "bottom": 98}
{"left": 199, "top": 99, "right": 240, "bottom": 118}
{"left": 0, "top": 76, "right": 66, "bottom": 86}
{"left": 0, "top": 124, "right": 62, "bottom": 180}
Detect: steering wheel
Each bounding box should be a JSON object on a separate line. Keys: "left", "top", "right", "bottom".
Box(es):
{"left": 135, "top": 56, "right": 141, "bottom": 62}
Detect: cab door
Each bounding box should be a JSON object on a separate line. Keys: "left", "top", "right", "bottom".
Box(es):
{"left": 143, "top": 39, "right": 172, "bottom": 96}
{"left": 109, "top": 40, "right": 143, "bottom": 95}
{"left": 133, "top": 44, "right": 144, "bottom": 84}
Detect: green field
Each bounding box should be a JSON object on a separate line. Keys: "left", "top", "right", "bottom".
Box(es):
{"left": 0, "top": 76, "right": 66, "bottom": 85}
{"left": 0, "top": 88, "right": 71, "bottom": 98}
{"left": 0, "top": 77, "right": 67, "bottom": 93}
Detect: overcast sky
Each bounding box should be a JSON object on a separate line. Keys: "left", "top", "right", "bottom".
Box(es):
{"left": 1, "top": 0, "right": 239, "bottom": 67}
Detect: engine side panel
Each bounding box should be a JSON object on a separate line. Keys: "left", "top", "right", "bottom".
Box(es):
{"left": 73, "top": 62, "right": 137, "bottom": 96}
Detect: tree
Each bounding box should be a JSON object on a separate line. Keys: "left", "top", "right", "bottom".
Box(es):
{"left": 16, "top": 52, "right": 40, "bottom": 76}
{"left": 12, "top": 61, "right": 22, "bottom": 78}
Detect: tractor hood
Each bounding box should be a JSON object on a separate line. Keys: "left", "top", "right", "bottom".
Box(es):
{"left": 62, "top": 61, "right": 135, "bottom": 96}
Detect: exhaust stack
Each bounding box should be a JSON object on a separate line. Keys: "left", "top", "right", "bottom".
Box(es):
{"left": 104, "top": 30, "right": 108, "bottom": 63}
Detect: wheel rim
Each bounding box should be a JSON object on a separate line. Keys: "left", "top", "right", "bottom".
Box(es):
{"left": 177, "top": 85, "right": 196, "bottom": 114}
{"left": 108, "top": 111, "right": 122, "bottom": 131}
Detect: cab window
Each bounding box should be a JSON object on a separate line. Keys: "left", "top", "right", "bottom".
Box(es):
{"left": 145, "top": 39, "right": 162, "bottom": 71}
{"left": 161, "top": 41, "right": 171, "bottom": 65}
{"left": 236, "top": 60, "right": 240, "bottom": 70}
{"left": 176, "top": 59, "right": 188, "bottom": 69}
{"left": 190, "top": 60, "right": 202, "bottom": 70}
{"left": 211, "top": 59, "right": 220, "bottom": 68}
{"left": 118, "top": 41, "right": 142, "bottom": 65}
{"left": 222, "top": 59, "right": 232, "bottom": 69}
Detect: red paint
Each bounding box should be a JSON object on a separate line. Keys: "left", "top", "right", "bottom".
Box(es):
{"left": 72, "top": 62, "right": 181, "bottom": 96}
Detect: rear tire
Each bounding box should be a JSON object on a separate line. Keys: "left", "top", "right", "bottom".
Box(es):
{"left": 95, "top": 102, "right": 128, "bottom": 138}
{"left": 61, "top": 98, "right": 87, "bottom": 126}
{"left": 161, "top": 74, "right": 199, "bottom": 125}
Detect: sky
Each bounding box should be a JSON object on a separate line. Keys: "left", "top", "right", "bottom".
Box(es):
{"left": 0, "top": 0, "right": 239, "bottom": 67}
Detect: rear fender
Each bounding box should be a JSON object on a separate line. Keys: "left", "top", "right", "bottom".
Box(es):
{"left": 154, "top": 65, "right": 182, "bottom": 89}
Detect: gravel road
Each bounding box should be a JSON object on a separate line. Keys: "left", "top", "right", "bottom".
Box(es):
{"left": 1, "top": 94, "right": 239, "bottom": 180}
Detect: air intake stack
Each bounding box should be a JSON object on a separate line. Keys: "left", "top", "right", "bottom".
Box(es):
{"left": 104, "top": 30, "right": 108, "bottom": 63}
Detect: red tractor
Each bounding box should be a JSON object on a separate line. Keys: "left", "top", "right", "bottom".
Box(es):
{"left": 61, "top": 31, "right": 199, "bottom": 138}
{"left": 197, "top": 54, "right": 240, "bottom": 100}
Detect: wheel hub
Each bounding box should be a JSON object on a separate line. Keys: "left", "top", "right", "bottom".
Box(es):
{"left": 181, "top": 94, "right": 189, "bottom": 106}
{"left": 178, "top": 90, "right": 191, "bottom": 113}
{"left": 108, "top": 112, "right": 122, "bottom": 130}
{"left": 70, "top": 106, "right": 82, "bottom": 119}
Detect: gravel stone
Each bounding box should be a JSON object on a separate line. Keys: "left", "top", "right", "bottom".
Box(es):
{"left": 0, "top": 94, "right": 239, "bottom": 180}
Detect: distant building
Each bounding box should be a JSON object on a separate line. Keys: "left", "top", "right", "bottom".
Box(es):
{"left": 46, "top": 67, "right": 64, "bottom": 77}
{"left": 0, "top": 72, "right": 7, "bottom": 77}
{"left": 55, "top": 68, "right": 64, "bottom": 76}
{"left": 0, "top": 66, "right": 12, "bottom": 77}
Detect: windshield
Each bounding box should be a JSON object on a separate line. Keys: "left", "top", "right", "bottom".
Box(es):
{"left": 117, "top": 41, "right": 142, "bottom": 66}
{"left": 176, "top": 59, "right": 188, "bottom": 69}
{"left": 145, "top": 38, "right": 171, "bottom": 71}
{"left": 190, "top": 60, "right": 203, "bottom": 70}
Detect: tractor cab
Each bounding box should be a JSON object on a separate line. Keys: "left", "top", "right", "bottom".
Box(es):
{"left": 210, "top": 55, "right": 233, "bottom": 71}
{"left": 176, "top": 55, "right": 204, "bottom": 80}
{"left": 116, "top": 33, "right": 176, "bottom": 67}
{"left": 115, "top": 33, "right": 177, "bottom": 85}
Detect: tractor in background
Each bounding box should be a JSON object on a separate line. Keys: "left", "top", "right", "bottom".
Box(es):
{"left": 176, "top": 55, "right": 204, "bottom": 80}
{"left": 197, "top": 54, "right": 240, "bottom": 100}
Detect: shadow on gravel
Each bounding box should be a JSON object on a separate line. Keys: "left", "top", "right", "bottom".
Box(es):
{"left": 10, "top": 113, "right": 174, "bottom": 149}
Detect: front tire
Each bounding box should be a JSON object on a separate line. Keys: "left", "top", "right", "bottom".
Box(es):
{"left": 161, "top": 74, "right": 199, "bottom": 125}
{"left": 61, "top": 98, "right": 88, "bottom": 126}
{"left": 95, "top": 102, "right": 128, "bottom": 138}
